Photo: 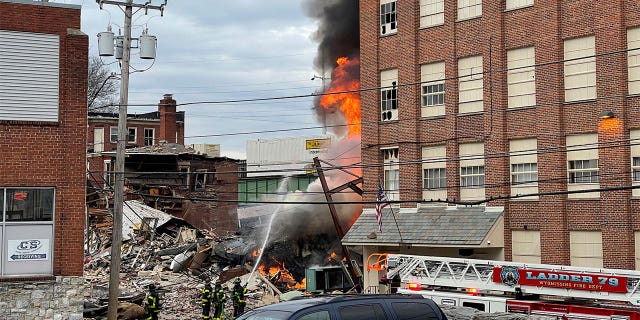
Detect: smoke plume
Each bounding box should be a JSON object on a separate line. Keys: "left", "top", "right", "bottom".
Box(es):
{"left": 302, "top": 0, "right": 360, "bottom": 138}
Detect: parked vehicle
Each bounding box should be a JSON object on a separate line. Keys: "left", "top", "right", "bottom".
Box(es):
{"left": 236, "top": 294, "right": 448, "bottom": 320}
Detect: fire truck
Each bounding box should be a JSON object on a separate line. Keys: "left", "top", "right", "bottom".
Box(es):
{"left": 367, "top": 253, "right": 640, "bottom": 319}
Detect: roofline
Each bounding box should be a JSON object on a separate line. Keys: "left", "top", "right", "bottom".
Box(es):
{"left": 0, "top": 0, "right": 80, "bottom": 9}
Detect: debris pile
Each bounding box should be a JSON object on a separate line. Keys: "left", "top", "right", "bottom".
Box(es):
{"left": 83, "top": 200, "right": 289, "bottom": 319}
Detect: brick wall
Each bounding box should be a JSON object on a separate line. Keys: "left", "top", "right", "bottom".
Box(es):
{"left": 361, "top": 0, "right": 640, "bottom": 268}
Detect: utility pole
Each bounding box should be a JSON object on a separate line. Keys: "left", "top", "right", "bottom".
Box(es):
{"left": 96, "top": 1, "right": 166, "bottom": 319}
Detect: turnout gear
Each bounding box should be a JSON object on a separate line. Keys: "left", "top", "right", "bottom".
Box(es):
{"left": 145, "top": 284, "right": 161, "bottom": 320}
{"left": 201, "top": 283, "right": 213, "bottom": 319}
{"left": 213, "top": 282, "right": 227, "bottom": 320}
{"left": 232, "top": 278, "right": 248, "bottom": 318}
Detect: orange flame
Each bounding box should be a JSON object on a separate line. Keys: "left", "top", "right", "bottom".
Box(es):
{"left": 251, "top": 248, "right": 262, "bottom": 257}
{"left": 327, "top": 252, "right": 338, "bottom": 262}
{"left": 319, "top": 57, "right": 361, "bottom": 137}
{"left": 258, "top": 258, "right": 305, "bottom": 290}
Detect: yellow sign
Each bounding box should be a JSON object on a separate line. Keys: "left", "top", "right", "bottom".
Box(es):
{"left": 306, "top": 139, "right": 331, "bottom": 150}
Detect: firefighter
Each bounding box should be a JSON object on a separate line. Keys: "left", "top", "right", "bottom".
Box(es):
{"left": 231, "top": 278, "right": 248, "bottom": 318}
{"left": 144, "top": 283, "right": 161, "bottom": 320}
{"left": 201, "top": 282, "right": 213, "bottom": 320}
{"left": 212, "top": 280, "right": 227, "bottom": 320}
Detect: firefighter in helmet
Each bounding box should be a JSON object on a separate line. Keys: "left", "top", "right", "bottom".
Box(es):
{"left": 212, "top": 280, "right": 227, "bottom": 320}
{"left": 232, "top": 278, "right": 248, "bottom": 317}
{"left": 144, "top": 283, "right": 161, "bottom": 320}
{"left": 201, "top": 282, "right": 213, "bottom": 319}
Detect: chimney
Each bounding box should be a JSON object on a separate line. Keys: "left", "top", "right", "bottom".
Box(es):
{"left": 159, "top": 94, "right": 177, "bottom": 143}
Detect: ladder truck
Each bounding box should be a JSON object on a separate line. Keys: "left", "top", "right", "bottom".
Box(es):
{"left": 367, "top": 253, "right": 640, "bottom": 320}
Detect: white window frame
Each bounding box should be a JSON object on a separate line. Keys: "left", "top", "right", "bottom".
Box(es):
{"left": 424, "top": 167, "right": 446, "bottom": 190}
{"left": 144, "top": 128, "right": 155, "bottom": 146}
{"left": 633, "top": 157, "right": 640, "bottom": 183}
{"left": 104, "top": 160, "right": 114, "bottom": 187}
{"left": 382, "top": 148, "right": 399, "bottom": 201}
{"left": 381, "top": 69, "right": 399, "bottom": 121}
{"left": 421, "top": 62, "right": 445, "bottom": 117}
{"left": 507, "top": 47, "right": 536, "bottom": 108}
{"left": 458, "top": 55, "right": 484, "bottom": 114}
{"left": 632, "top": 130, "right": 640, "bottom": 197}
{"left": 109, "top": 127, "right": 118, "bottom": 143}
{"left": 0, "top": 187, "right": 55, "bottom": 276}
{"left": 506, "top": 0, "right": 534, "bottom": 11}
{"left": 193, "top": 169, "right": 208, "bottom": 191}
{"left": 457, "top": 0, "right": 482, "bottom": 21}
{"left": 511, "top": 163, "right": 538, "bottom": 185}
{"left": 380, "top": 0, "right": 397, "bottom": 35}
{"left": 629, "top": 27, "right": 640, "bottom": 95}
{"left": 420, "top": 0, "right": 444, "bottom": 28}
{"left": 568, "top": 159, "right": 598, "bottom": 184}
{"left": 564, "top": 36, "right": 596, "bottom": 102}
{"left": 460, "top": 165, "right": 485, "bottom": 187}
{"left": 566, "top": 134, "right": 599, "bottom": 199}
{"left": 127, "top": 127, "right": 137, "bottom": 143}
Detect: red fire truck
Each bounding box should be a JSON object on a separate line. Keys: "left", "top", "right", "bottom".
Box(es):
{"left": 367, "top": 253, "right": 640, "bottom": 319}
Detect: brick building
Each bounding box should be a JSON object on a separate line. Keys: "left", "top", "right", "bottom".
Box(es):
{"left": 343, "top": 0, "right": 640, "bottom": 289}
{"left": 0, "top": 0, "right": 86, "bottom": 317}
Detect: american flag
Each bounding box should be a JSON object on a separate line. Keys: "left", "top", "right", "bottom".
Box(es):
{"left": 375, "top": 182, "right": 389, "bottom": 232}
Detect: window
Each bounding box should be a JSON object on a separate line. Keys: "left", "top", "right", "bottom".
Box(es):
{"left": 629, "top": 27, "right": 640, "bottom": 95}
{"left": 512, "top": 231, "right": 541, "bottom": 263}
{"left": 127, "top": 128, "right": 137, "bottom": 143}
{"left": 511, "top": 163, "right": 538, "bottom": 184}
{"left": 458, "top": 0, "right": 482, "bottom": 20}
{"left": 422, "top": 145, "right": 447, "bottom": 201}
{"left": 458, "top": 55, "right": 483, "bottom": 114}
{"left": 297, "top": 310, "right": 331, "bottom": 320}
{"left": 110, "top": 127, "right": 118, "bottom": 143}
{"left": 383, "top": 148, "right": 399, "bottom": 201}
{"left": 380, "top": 0, "right": 397, "bottom": 35}
{"left": 460, "top": 166, "right": 485, "bottom": 187}
{"left": 424, "top": 168, "right": 446, "bottom": 189}
{"left": 459, "top": 142, "right": 485, "bottom": 200}
{"left": 0, "top": 30, "right": 59, "bottom": 122}
{"left": 104, "top": 160, "right": 114, "bottom": 187}
{"left": 381, "top": 69, "right": 398, "bottom": 121}
{"left": 507, "top": 47, "right": 536, "bottom": 108}
{"left": 144, "top": 128, "right": 155, "bottom": 146}
{"left": 0, "top": 188, "right": 55, "bottom": 276}
{"left": 421, "top": 62, "right": 445, "bottom": 117}
{"left": 339, "top": 304, "right": 387, "bottom": 320}
{"left": 193, "top": 169, "right": 208, "bottom": 191}
{"left": 391, "top": 302, "right": 439, "bottom": 320}
{"left": 420, "top": 0, "right": 444, "bottom": 28}
{"left": 110, "top": 127, "right": 137, "bottom": 144}
{"left": 509, "top": 138, "right": 538, "bottom": 200}
{"left": 564, "top": 36, "right": 596, "bottom": 102}
{"left": 566, "top": 134, "right": 599, "bottom": 198}
{"left": 568, "top": 160, "right": 598, "bottom": 183}
{"left": 570, "top": 231, "right": 603, "bottom": 268}
{"left": 506, "top": 0, "right": 534, "bottom": 10}
{"left": 93, "top": 127, "right": 104, "bottom": 153}
{"left": 632, "top": 130, "right": 640, "bottom": 197}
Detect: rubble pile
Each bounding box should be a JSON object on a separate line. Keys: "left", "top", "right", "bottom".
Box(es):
{"left": 83, "top": 201, "right": 287, "bottom": 319}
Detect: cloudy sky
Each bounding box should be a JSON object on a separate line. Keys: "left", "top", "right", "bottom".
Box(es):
{"left": 59, "top": 0, "right": 326, "bottom": 159}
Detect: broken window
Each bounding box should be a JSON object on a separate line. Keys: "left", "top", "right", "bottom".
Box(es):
{"left": 193, "top": 170, "right": 207, "bottom": 191}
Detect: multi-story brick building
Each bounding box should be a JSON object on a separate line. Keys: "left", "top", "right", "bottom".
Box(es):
{"left": 0, "top": 0, "right": 86, "bottom": 317}
{"left": 343, "top": 0, "right": 640, "bottom": 289}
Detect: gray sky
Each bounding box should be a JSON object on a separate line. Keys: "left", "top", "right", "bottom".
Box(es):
{"left": 61, "top": 0, "right": 324, "bottom": 159}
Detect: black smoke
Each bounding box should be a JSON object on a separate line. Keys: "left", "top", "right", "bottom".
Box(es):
{"left": 302, "top": 0, "right": 360, "bottom": 71}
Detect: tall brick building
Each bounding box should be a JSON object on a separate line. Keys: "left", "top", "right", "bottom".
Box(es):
{"left": 0, "top": 0, "right": 86, "bottom": 317}
{"left": 344, "top": 0, "right": 640, "bottom": 289}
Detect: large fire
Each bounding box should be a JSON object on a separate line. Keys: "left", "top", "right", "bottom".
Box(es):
{"left": 258, "top": 258, "right": 306, "bottom": 290}
{"left": 319, "top": 57, "right": 361, "bottom": 137}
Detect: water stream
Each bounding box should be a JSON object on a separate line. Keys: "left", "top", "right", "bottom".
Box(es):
{"left": 247, "top": 176, "right": 291, "bottom": 284}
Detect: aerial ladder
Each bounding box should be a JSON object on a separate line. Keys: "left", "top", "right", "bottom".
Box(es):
{"left": 368, "top": 253, "right": 640, "bottom": 319}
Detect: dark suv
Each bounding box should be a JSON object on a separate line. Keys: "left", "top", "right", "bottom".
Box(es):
{"left": 236, "top": 294, "right": 448, "bottom": 320}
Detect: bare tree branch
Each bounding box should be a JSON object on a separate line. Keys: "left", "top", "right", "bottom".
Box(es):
{"left": 88, "top": 56, "right": 119, "bottom": 113}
